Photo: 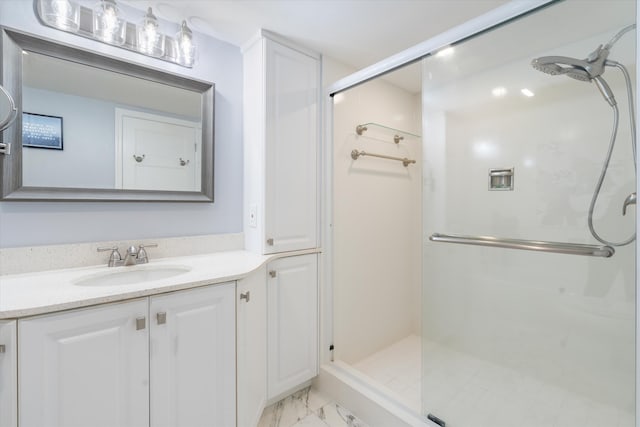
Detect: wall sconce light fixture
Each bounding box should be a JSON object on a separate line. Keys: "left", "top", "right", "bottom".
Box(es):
{"left": 36, "top": 0, "right": 197, "bottom": 68}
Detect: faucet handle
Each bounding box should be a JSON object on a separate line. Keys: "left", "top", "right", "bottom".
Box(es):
{"left": 137, "top": 243, "right": 157, "bottom": 264}
{"left": 97, "top": 246, "right": 122, "bottom": 267}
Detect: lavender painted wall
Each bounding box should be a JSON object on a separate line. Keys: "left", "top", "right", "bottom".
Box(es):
{"left": 0, "top": 0, "right": 243, "bottom": 247}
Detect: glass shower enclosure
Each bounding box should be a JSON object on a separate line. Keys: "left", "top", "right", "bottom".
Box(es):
{"left": 422, "top": 1, "right": 636, "bottom": 426}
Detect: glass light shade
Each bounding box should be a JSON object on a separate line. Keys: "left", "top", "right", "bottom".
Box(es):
{"left": 38, "top": 0, "right": 80, "bottom": 32}
{"left": 137, "top": 7, "right": 165, "bottom": 57}
{"left": 175, "top": 20, "right": 197, "bottom": 67}
{"left": 92, "top": 0, "right": 126, "bottom": 45}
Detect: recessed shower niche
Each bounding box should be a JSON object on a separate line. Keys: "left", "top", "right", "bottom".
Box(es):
{"left": 488, "top": 167, "right": 514, "bottom": 191}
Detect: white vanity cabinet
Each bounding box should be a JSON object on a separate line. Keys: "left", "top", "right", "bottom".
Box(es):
{"left": 18, "top": 283, "right": 235, "bottom": 427}
{"left": 243, "top": 31, "right": 321, "bottom": 255}
{"left": 267, "top": 254, "right": 318, "bottom": 399}
{"left": 0, "top": 321, "right": 17, "bottom": 427}
{"left": 237, "top": 266, "right": 268, "bottom": 427}
{"left": 149, "top": 283, "right": 236, "bottom": 427}
{"left": 19, "top": 299, "right": 150, "bottom": 427}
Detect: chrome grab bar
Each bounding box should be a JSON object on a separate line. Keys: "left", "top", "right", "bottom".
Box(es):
{"left": 429, "top": 233, "right": 615, "bottom": 258}
{"left": 351, "top": 149, "right": 416, "bottom": 167}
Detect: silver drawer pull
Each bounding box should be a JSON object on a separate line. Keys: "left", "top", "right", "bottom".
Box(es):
{"left": 157, "top": 312, "right": 167, "bottom": 325}
{"left": 0, "top": 344, "right": 5, "bottom": 353}
{"left": 136, "top": 317, "right": 146, "bottom": 330}
{"left": 240, "top": 292, "right": 250, "bottom": 302}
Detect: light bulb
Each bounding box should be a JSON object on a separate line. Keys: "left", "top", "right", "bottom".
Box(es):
{"left": 93, "top": 0, "right": 126, "bottom": 45}
{"left": 175, "top": 20, "right": 196, "bottom": 67}
{"left": 38, "top": 0, "right": 80, "bottom": 32}
{"left": 137, "top": 7, "right": 165, "bottom": 57}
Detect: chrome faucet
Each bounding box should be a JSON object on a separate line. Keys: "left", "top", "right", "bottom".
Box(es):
{"left": 98, "top": 243, "right": 158, "bottom": 267}
{"left": 124, "top": 246, "right": 139, "bottom": 266}
{"left": 623, "top": 192, "right": 636, "bottom": 215}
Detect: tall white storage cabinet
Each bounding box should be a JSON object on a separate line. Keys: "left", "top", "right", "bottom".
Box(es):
{"left": 0, "top": 321, "right": 17, "bottom": 427}
{"left": 243, "top": 31, "right": 321, "bottom": 255}
{"left": 267, "top": 253, "right": 318, "bottom": 399}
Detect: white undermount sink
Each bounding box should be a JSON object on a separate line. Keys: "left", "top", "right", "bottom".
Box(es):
{"left": 73, "top": 265, "right": 191, "bottom": 287}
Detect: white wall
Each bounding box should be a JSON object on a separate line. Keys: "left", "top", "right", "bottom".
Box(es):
{"left": 22, "top": 87, "right": 115, "bottom": 188}
{"left": 422, "top": 23, "right": 636, "bottom": 411}
{"left": 0, "top": 0, "right": 243, "bottom": 247}
{"left": 331, "top": 60, "right": 422, "bottom": 364}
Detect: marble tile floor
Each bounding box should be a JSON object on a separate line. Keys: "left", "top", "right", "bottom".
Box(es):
{"left": 258, "top": 386, "right": 369, "bottom": 427}
{"left": 351, "top": 334, "right": 634, "bottom": 427}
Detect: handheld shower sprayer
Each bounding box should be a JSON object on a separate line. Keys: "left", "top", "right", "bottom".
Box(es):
{"left": 531, "top": 24, "right": 636, "bottom": 247}
{"left": 530, "top": 44, "right": 616, "bottom": 106}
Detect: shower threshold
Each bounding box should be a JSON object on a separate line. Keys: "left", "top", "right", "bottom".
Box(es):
{"left": 328, "top": 335, "right": 634, "bottom": 427}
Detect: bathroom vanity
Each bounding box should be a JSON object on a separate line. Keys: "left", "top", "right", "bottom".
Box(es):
{"left": 0, "top": 6, "right": 322, "bottom": 426}
{"left": 0, "top": 249, "right": 319, "bottom": 427}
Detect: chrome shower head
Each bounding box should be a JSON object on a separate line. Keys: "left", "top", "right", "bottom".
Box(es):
{"left": 531, "top": 45, "right": 616, "bottom": 106}
{"left": 531, "top": 50, "right": 606, "bottom": 81}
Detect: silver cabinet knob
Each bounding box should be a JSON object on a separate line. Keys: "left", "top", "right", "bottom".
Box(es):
{"left": 266, "top": 238, "right": 274, "bottom": 246}
{"left": 156, "top": 312, "right": 167, "bottom": 325}
{"left": 269, "top": 270, "right": 277, "bottom": 278}
{"left": 136, "top": 317, "right": 146, "bottom": 330}
{"left": 240, "top": 292, "right": 250, "bottom": 302}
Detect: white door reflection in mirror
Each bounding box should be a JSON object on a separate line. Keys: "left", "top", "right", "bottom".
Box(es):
{"left": 116, "top": 109, "right": 201, "bottom": 192}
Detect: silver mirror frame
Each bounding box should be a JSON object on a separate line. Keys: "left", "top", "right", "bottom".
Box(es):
{"left": 0, "top": 27, "right": 214, "bottom": 202}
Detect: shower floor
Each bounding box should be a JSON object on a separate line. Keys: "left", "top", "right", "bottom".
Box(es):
{"left": 351, "top": 335, "right": 634, "bottom": 427}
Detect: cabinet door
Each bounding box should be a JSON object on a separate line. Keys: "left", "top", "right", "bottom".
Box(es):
{"left": 19, "top": 299, "right": 149, "bottom": 427}
{"left": 0, "top": 321, "right": 17, "bottom": 427}
{"left": 150, "top": 283, "right": 235, "bottom": 427}
{"left": 264, "top": 39, "right": 319, "bottom": 254}
{"left": 237, "top": 267, "right": 267, "bottom": 427}
{"left": 267, "top": 254, "right": 318, "bottom": 398}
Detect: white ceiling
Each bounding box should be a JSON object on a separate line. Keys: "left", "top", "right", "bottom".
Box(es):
{"left": 119, "top": 0, "right": 509, "bottom": 89}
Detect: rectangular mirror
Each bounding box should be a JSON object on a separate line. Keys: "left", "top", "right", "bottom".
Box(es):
{"left": 0, "top": 27, "right": 214, "bottom": 202}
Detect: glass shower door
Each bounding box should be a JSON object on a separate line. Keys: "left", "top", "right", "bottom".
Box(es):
{"left": 421, "top": 1, "right": 636, "bottom": 426}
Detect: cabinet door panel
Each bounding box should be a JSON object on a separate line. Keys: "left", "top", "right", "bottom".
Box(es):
{"left": 19, "top": 299, "right": 149, "bottom": 427}
{"left": 150, "top": 283, "right": 235, "bottom": 427}
{"left": 0, "top": 321, "right": 17, "bottom": 427}
{"left": 264, "top": 40, "right": 319, "bottom": 253}
{"left": 237, "top": 267, "right": 267, "bottom": 427}
{"left": 267, "top": 254, "right": 318, "bottom": 398}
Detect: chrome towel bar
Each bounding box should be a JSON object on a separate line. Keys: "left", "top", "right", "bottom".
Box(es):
{"left": 351, "top": 149, "right": 416, "bottom": 167}
{"left": 429, "top": 233, "right": 615, "bottom": 258}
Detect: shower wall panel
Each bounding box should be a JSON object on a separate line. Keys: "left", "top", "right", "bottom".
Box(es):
{"left": 333, "top": 75, "right": 422, "bottom": 365}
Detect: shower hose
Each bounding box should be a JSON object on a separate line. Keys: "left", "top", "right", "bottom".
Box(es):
{"left": 587, "top": 60, "right": 636, "bottom": 247}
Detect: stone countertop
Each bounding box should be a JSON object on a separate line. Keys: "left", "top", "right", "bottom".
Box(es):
{"left": 0, "top": 249, "right": 319, "bottom": 319}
